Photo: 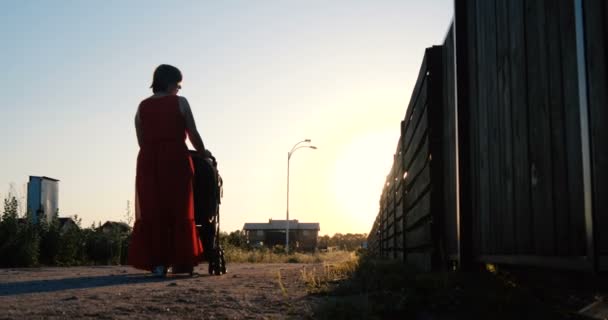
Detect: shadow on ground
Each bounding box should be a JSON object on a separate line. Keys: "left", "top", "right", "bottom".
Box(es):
{"left": 0, "top": 272, "right": 200, "bottom": 296}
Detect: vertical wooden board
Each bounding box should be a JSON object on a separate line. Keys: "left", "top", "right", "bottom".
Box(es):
{"left": 525, "top": 0, "right": 555, "bottom": 256}
{"left": 485, "top": 0, "right": 502, "bottom": 255}
{"left": 427, "top": 46, "right": 446, "bottom": 264}
{"left": 496, "top": 0, "right": 515, "bottom": 254}
{"left": 476, "top": 0, "right": 491, "bottom": 255}
{"left": 454, "top": 0, "right": 477, "bottom": 269}
{"left": 584, "top": 0, "right": 608, "bottom": 254}
{"left": 558, "top": 0, "right": 585, "bottom": 256}
{"left": 467, "top": 0, "right": 482, "bottom": 256}
{"left": 427, "top": 46, "right": 448, "bottom": 267}
{"left": 509, "top": 0, "right": 533, "bottom": 255}
{"left": 545, "top": 0, "right": 570, "bottom": 257}
{"left": 442, "top": 27, "right": 458, "bottom": 256}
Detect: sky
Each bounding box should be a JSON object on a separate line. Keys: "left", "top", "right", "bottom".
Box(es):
{"left": 0, "top": 1, "right": 453, "bottom": 236}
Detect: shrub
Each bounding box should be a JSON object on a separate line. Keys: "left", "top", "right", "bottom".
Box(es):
{"left": 38, "top": 219, "right": 61, "bottom": 265}
{"left": 56, "top": 227, "right": 84, "bottom": 266}
{"left": 0, "top": 197, "right": 39, "bottom": 267}
{"left": 85, "top": 229, "right": 123, "bottom": 265}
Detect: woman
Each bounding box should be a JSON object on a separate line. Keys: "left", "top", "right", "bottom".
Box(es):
{"left": 128, "top": 64, "right": 206, "bottom": 276}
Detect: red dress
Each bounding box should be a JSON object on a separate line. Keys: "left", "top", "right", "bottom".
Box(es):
{"left": 128, "top": 95, "right": 203, "bottom": 271}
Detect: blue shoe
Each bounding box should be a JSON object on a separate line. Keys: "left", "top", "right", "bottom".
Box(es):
{"left": 152, "top": 266, "right": 167, "bottom": 277}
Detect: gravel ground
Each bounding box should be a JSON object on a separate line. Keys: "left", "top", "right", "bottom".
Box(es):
{"left": 0, "top": 263, "right": 323, "bottom": 320}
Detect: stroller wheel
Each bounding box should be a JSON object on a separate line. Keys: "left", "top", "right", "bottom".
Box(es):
{"left": 220, "top": 257, "right": 227, "bottom": 274}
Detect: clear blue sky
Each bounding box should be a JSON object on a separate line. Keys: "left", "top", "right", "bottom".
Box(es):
{"left": 0, "top": 1, "right": 453, "bottom": 235}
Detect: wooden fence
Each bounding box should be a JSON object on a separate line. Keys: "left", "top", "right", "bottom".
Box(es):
{"left": 369, "top": 0, "right": 607, "bottom": 273}
{"left": 368, "top": 42, "right": 456, "bottom": 270}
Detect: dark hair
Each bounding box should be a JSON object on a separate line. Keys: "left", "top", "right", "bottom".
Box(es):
{"left": 150, "top": 64, "right": 182, "bottom": 93}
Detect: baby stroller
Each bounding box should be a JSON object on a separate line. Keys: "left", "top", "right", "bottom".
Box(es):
{"left": 190, "top": 150, "right": 227, "bottom": 275}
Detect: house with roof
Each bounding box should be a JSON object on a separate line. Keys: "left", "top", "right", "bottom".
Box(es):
{"left": 243, "top": 219, "right": 320, "bottom": 251}
{"left": 100, "top": 221, "right": 131, "bottom": 234}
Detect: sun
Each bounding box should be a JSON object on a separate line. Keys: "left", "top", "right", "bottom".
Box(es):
{"left": 331, "top": 128, "right": 398, "bottom": 231}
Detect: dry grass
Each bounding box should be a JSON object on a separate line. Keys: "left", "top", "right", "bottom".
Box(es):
{"left": 300, "top": 251, "right": 359, "bottom": 294}
{"left": 223, "top": 246, "right": 353, "bottom": 264}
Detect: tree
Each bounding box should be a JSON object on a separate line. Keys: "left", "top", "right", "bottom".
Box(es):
{"left": 226, "top": 230, "right": 247, "bottom": 248}
{"left": 38, "top": 216, "right": 60, "bottom": 265}
{"left": 2, "top": 196, "right": 18, "bottom": 222}
{"left": 0, "top": 196, "right": 39, "bottom": 267}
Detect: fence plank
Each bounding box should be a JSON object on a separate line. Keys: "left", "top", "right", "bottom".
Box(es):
{"left": 496, "top": 0, "right": 515, "bottom": 254}
{"left": 441, "top": 26, "right": 458, "bottom": 257}
{"left": 405, "top": 189, "right": 431, "bottom": 229}
{"left": 403, "top": 87, "right": 429, "bottom": 168}
{"left": 543, "top": 0, "right": 569, "bottom": 257}
{"left": 486, "top": 0, "right": 502, "bottom": 254}
{"left": 403, "top": 53, "right": 429, "bottom": 129}
{"left": 526, "top": 0, "right": 555, "bottom": 255}
{"left": 558, "top": 0, "right": 585, "bottom": 257}
{"left": 406, "top": 221, "right": 433, "bottom": 249}
{"left": 585, "top": 0, "right": 608, "bottom": 256}
{"left": 405, "top": 165, "right": 431, "bottom": 212}
{"left": 404, "top": 136, "right": 429, "bottom": 189}
{"left": 464, "top": 0, "right": 482, "bottom": 258}
{"left": 508, "top": 0, "right": 533, "bottom": 255}
{"left": 404, "top": 109, "right": 429, "bottom": 172}
{"left": 475, "top": 0, "right": 491, "bottom": 255}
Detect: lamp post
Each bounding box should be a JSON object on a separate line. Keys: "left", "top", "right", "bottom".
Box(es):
{"left": 286, "top": 139, "right": 317, "bottom": 254}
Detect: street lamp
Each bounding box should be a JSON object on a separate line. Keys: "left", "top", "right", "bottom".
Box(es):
{"left": 286, "top": 139, "right": 317, "bottom": 254}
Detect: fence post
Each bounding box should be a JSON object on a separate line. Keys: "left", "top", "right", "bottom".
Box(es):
{"left": 427, "top": 46, "right": 448, "bottom": 271}
{"left": 574, "top": 0, "right": 596, "bottom": 273}
{"left": 453, "top": 0, "right": 474, "bottom": 271}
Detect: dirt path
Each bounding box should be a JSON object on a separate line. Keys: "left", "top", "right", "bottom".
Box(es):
{"left": 0, "top": 263, "right": 324, "bottom": 319}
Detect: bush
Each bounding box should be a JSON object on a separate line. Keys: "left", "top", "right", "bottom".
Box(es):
{"left": 38, "top": 219, "right": 61, "bottom": 265}
{"left": 0, "top": 197, "right": 40, "bottom": 267}
{"left": 85, "top": 229, "right": 124, "bottom": 265}
{"left": 9, "top": 220, "right": 40, "bottom": 267}
{"left": 56, "top": 227, "right": 85, "bottom": 266}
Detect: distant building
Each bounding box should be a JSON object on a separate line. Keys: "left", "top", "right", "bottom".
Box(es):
{"left": 58, "top": 217, "right": 79, "bottom": 233}
{"left": 26, "top": 176, "right": 59, "bottom": 224}
{"left": 243, "top": 219, "right": 320, "bottom": 251}
{"left": 100, "top": 221, "right": 131, "bottom": 234}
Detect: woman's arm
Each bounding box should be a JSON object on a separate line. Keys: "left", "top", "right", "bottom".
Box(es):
{"left": 179, "top": 96, "right": 206, "bottom": 154}
{"left": 135, "top": 107, "right": 143, "bottom": 148}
